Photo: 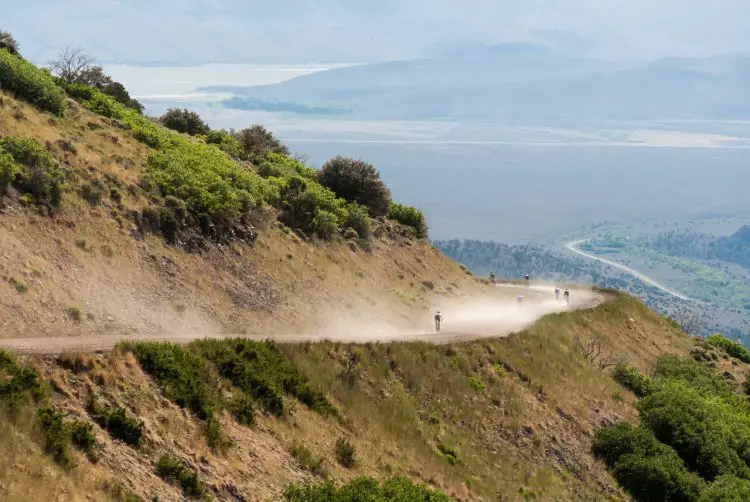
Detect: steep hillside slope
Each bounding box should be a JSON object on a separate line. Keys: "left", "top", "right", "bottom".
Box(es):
{"left": 0, "top": 88, "right": 488, "bottom": 342}
{"left": 0, "top": 293, "right": 696, "bottom": 501}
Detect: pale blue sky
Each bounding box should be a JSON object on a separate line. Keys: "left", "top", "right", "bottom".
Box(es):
{"left": 4, "top": 0, "right": 749, "bottom": 64}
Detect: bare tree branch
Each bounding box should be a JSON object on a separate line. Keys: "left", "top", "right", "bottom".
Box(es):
{"left": 49, "top": 47, "right": 96, "bottom": 84}
{"left": 672, "top": 308, "right": 706, "bottom": 336}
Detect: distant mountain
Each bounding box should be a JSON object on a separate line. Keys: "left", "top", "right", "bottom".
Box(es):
{"left": 208, "top": 52, "right": 750, "bottom": 122}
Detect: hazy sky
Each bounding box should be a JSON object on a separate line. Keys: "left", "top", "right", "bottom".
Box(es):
{"left": 4, "top": 0, "right": 749, "bottom": 64}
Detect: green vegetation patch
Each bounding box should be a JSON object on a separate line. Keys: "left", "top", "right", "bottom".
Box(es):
{"left": 387, "top": 203, "right": 428, "bottom": 239}
{"left": 611, "top": 363, "right": 653, "bottom": 397}
{"left": 283, "top": 476, "right": 454, "bottom": 502}
{"left": 155, "top": 455, "right": 206, "bottom": 498}
{"left": 0, "top": 136, "right": 64, "bottom": 207}
{"left": 0, "top": 349, "right": 45, "bottom": 410}
{"left": 0, "top": 49, "right": 66, "bottom": 115}
{"left": 191, "top": 339, "right": 336, "bottom": 417}
{"left": 86, "top": 395, "right": 143, "bottom": 447}
{"left": 121, "top": 342, "right": 222, "bottom": 421}
{"left": 706, "top": 334, "right": 750, "bottom": 363}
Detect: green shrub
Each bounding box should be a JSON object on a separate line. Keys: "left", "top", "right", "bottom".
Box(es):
{"left": 612, "top": 363, "right": 654, "bottom": 397}
{"left": 387, "top": 203, "right": 428, "bottom": 239}
{"left": 191, "top": 339, "right": 335, "bottom": 417}
{"left": 37, "top": 407, "right": 73, "bottom": 467}
{"left": 699, "top": 475, "right": 750, "bottom": 501}
{"left": 468, "top": 375, "right": 485, "bottom": 391}
{"left": 283, "top": 476, "right": 454, "bottom": 502}
{"left": 0, "top": 31, "right": 20, "bottom": 56}
{"left": 121, "top": 343, "right": 221, "bottom": 421}
{"left": 344, "top": 202, "right": 371, "bottom": 240}
{"left": 592, "top": 422, "right": 706, "bottom": 501}
{"left": 233, "top": 124, "right": 289, "bottom": 160}
{"left": 70, "top": 419, "right": 98, "bottom": 461}
{"left": 318, "top": 156, "right": 391, "bottom": 217}
{"left": 654, "top": 354, "right": 733, "bottom": 397}
{"left": 86, "top": 395, "right": 143, "bottom": 447}
{"left": 257, "top": 153, "right": 316, "bottom": 179}
{"left": 0, "top": 151, "right": 18, "bottom": 195}
{"left": 0, "top": 49, "right": 65, "bottom": 115}
{"left": 0, "top": 136, "right": 63, "bottom": 207}
{"left": 613, "top": 453, "right": 706, "bottom": 502}
{"left": 205, "top": 129, "right": 243, "bottom": 159}
{"left": 706, "top": 334, "right": 750, "bottom": 363}
{"left": 228, "top": 393, "right": 255, "bottom": 427}
{"left": 312, "top": 209, "right": 340, "bottom": 239}
{"left": 155, "top": 455, "right": 205, "bottom": 497}
{"left": 335, "top": 437, "right": 356, "bottom": 468}
{"left": 278, "top": 176, "right": 348, "bottom": 239}
{"left": 290, "top": 441, "right": 328, "bottom": 477}
{"left": 638, "top": 380, "right": 750, "bottom": 481}
{"left": 67, "top": 305, "right": 82, "bottom": 322}
{"left": 80, "top": 179, "right": 104, "bottom": 206}
{"left": 159, "top": 108, "right": 210, "bottom": 136}
{"left": 0, "top": 349, "right": 44, "bottom": 410}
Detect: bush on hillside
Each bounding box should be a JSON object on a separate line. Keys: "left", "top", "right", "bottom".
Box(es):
{"left": 37, "top": 407, "right": 73, "bottom": 467}
{"left": 638, "top": 380, "right": 750, "bottom": 481}
{"left": 0, "top": 151, "right": 19, "bottom": 195}
{"left": 0, "top": 136, "right": 63, "bottom": 207}
{"left": 335, "top": 437, "right": 356, "bottom": 468}
{"left": 654, "top": 354, "right": 734, "bottom": 397}
{"left": 86, "top": 395, "right": 143, "bottom": 447}
{"left": 706, "top": 334, "right": 750, "bottom": 363}
{"left": 387, "top": 203, "right": 428, "bottom": 239}
{"left": 699, "top": 475, "right": 750, "bottom": 501}
{"left": 0, "top": 349, "right": 44, "bottom": 410}
{"left": 344, "top": 202, "right": 371, "bottom": 240}
{"left": 191, "top": 339, "right": 336, "bottom": 417}
{"left": 611, "top": 363, "right": 654, "bottom": 397}
{"left": 318, "top": 156, "right": 391, "bottom": 217}
{"left": 0, "top": 30, "right": 20, "bottom": 56}
{"left": 0, "top": 49, "right": 66, "bottom": 115}
{"left": 592, "top": 422, "right": 706, "bottom": 501}
{"left": 283, "top": 476, "right": 455, "bottom": 502}
{"left": 234, "top": 124, "right": 289, "bottom": 159}
{"left": 277, "top": 176, "right": 348, "bottom": 239}
{"left": 205, "top": 129, "right": 243, "bottom": 159}
{"left": 159, "top": 108, "right": 210, "bottom": 136}
{"left": 121, "top": 343, "right": 222, "bottom": 421}
{"left": 156, "top": 455, "right": 206, "bottom": 497}
{"left": 257, "top": 152, "right": 316, "bottom": 180}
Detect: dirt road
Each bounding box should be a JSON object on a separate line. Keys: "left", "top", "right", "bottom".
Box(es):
{"left": 565, "top": 239, "right": 694, "bottom": 301}
{"left": 0, "top": 283, "right": 604, "bottom": 355}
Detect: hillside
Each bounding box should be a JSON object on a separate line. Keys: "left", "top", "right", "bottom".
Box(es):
{"left": 2, "top": 43, "right": 749, "bottom": 502}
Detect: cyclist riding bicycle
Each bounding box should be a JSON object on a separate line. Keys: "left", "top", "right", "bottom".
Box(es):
{"left": 555, "top": 287, "right": 561, "bottom": 301}
{"left": 563, "top": 289, "right": 570, "bottom": 304}
{"left": 434, "top": 311, "right": 443, "bottom": 333}
{"left": 489, "top": 272, "right": 496, "bottom": 284}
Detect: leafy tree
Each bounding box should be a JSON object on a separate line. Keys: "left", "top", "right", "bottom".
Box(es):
{"left": 318, "top": 156, "right": 391, "bottom": 217}
{"left": 0, "top": 29, "right": 20, "bottom": 56}
{"left": 234, "top": 125, "right": 289, "bottom": 159}
{"left": 160, "top": 108, "right": 210, "bottom": 136}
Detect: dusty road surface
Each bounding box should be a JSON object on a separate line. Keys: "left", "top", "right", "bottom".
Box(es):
{"left": 0, "top": 283, "right": 604, "bottom": 354}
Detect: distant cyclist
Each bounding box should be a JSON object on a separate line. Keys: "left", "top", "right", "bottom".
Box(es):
{"left": 524, "top": 273, "right": 530, "bottom": 286}
{"left": 434, "top": 311, "right": 443, "bottom": 333}
{"left": 555, "top": 287, "right": 561, "bottom": 301}
{"left": 489, "top": 272, "right": 496, "bottom": 284}
{"left": 517, "top": 294, "right": 523, "bottom": 307}
{"left": 563, "top": 289, "right": 570, "bottom": 305}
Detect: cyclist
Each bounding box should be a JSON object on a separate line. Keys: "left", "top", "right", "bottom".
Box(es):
{"left": 563, "top": 289, "right": 570, "bottom": 305}
{"left": 517, "top": 294, "right": 523, "bottom": 307}
{"left": 434, "top": 311, "right": 443, "bottom": 333}
{"left": 489, "top": 272, "right": 496, "bottom": 284}
{"left": 524, "top": 273, "right": 530, "bottom": 286}
{"left": 555, "top": 287, "right": 561, "bottom": 301}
